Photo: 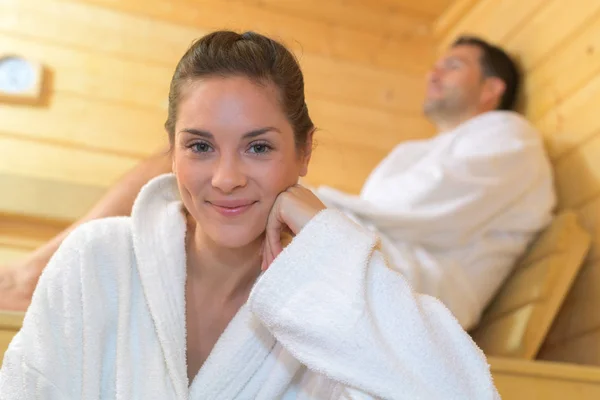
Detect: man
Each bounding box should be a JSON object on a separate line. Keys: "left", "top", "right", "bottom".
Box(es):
{"left": 0, "top": 36, "right": 555, "bottom": 330}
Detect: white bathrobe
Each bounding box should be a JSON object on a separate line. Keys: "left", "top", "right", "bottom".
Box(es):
{"left": 315, "top": 111, "right": 556, "bottom": 330}
{"left": 0, "top": 174, "right": 500, "bottom": 399}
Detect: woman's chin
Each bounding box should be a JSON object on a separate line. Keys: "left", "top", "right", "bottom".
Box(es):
{"left": 209, "top": 228, "right": 264, "bottom": 250}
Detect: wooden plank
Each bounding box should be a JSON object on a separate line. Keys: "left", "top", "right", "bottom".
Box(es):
{"left": 301, "top": 55, "right": 428, "bottom": 115}
{"left": 26, "top": 0, "right": 434, "bottom": 74}
{"left": 473, "top": 210, "right": 591, "bottom": 359}
{"left": 503, "top": 0, "right": 600, "bottom": 72}
{"left": 553, "top": 133, "right": 600, "bottom": 209}
{"left": 304, "top": 135, "right": 388, "bottom": 194}
{"left": 0, "top": 247, "right": 30, "bottom": 265}
{"left": 517, "top": 212, "right": 583, "bottom": 268}
{"left": 543, "top": 259, "right": 600, "bottom": 347}
{"left": 367, "top": 0, "right": 455, "bottom": 20}
{"left": 540, "top": 328, "right": 600, "bottom": 367}
{"left": 472, "top": 303, "right": 536, "bottom": 357}
{"left": 222, "top": 0, "right": 432, "bottom": 36}
{"left": 308, "top": 102, "right": 434, "bottom": 152}
{"left": 432, "top": 0, "right": 480, "bottom": 39}
{"left": 578, "top": 196, "right": 600, "bottom": 263}
{"left": 0, "top": 96, "right": 167, "bottom": 157}
{"left": 0, "top": 173, "right": 109, "bottom": 223}
{"left": 0, "top": 173, "right": 105, "bottom": 224}
{"left": 0, "top": 0, "right": 191, "bottom": 66}
{"left": 490, "top": 358, "right": 600, "bottom": 399}
{"left": 537, "top": 74, "right": 600, "bottom": 160}
{"left": 523, "top": 12, "right": 600, "bottom": 122}
{"left": 0, "top": 27, "right": 427, "bottom": 116}
{"left": 438, "top": 0, "right": 546, "bottom": 50}
{"left": 489, "top": 356, "right": 600, "bottom": 383}
{"left": 0, "top": 312, "right": 24, "bottom": 331}
{"left": 479, "top": 257, "right": 554, "bottom": 323}
{"left": 0, "top": 214, "right": 65, "bottom": 250}
{"left": 0, "top": 138, "right": 140, "bottom": 189}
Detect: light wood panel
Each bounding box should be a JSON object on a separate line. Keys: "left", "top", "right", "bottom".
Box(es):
{"left": 220, "top": 0, "right": 432, "bottom": 36}
{"left": 35, "top": 0, "right": 435, "bottom": 74}
{"left": 368, "top": 0, "right": 455, "bottom": 20}
{"left": 0, "top": 173, "right": 99, "bottom": 227}
{"left": 537, "top": 73, "right": 600, "bottom": 160}
{"left": 579, "top": 198, "right": 600, "bottom": 263}
{"left": 523, "top": 10, "right": 600, "bottom": 123}
{"left": 432, "top": 0, "right": 479, "bottom": 39}
{"left": 437, "top": 0, "right": 545, "bottom": 50}
{"left": 471, "top": 212, "right": 590, "bottom": 359}
{"left": 0, "top": 214, "right": 65, "bottom": 248}
{"left": 503, "top": 0, "right": 600, "bottom": 72}
{"left": 542, "top": 259, "right": 600, "bottom": 347}
{"left": 436, "top": 0, "right": 600, "bottom": 367}
{"left": 541, "top": 329, "right": 600, "bottom": 367}
{"left": 0, "top": 248, "right": 31, "bottom": 266}
{"left": 0, "top": 138, "right": 140, "bottom": 188}
{"left": 0, "top": 18, "right": 428, "bottom": 116}
{"left": 490, "top": 357, "right": 600, "bottom": 400}
{"left": 553, "top": 137, "right": 600, "bottom": 210}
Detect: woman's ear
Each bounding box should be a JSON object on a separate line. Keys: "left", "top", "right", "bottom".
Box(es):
{"left": 299, "top": 129, "right": 315, "bottom": 177}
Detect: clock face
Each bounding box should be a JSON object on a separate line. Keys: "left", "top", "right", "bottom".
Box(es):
{"left": 0, "top": 56, "right": 37, "bottom": 94}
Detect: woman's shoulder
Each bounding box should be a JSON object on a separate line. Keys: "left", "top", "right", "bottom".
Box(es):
{"left": 34, "top": 217, "right": 137, "bottom": 315}
{"left": 51, "top": 216, "right": 135, "bottom": 280}
{"left": 66, "top": 216, "right": 133, "bottom": 250}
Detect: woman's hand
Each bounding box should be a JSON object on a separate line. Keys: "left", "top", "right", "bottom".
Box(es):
{"left": 261, "top": 185, "right": 326, "bottom": 270}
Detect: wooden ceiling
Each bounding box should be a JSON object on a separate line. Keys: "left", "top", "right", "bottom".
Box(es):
{"left": 207, "top": 0, "right": 458, "bottom": 37}
{"left": 365, "top": 0, "right": 457, "bottom": 20}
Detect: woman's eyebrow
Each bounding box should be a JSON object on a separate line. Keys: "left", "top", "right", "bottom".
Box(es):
{"left": 179, "top": 127, "right": 280, "bottom": 139}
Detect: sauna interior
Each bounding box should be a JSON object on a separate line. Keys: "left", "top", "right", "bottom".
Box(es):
{"left": 1, "top": 0, "right": 600, "bottom": 397}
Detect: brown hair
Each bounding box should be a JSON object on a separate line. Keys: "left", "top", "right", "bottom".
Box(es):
{"left": 453, "top": 35, "right": 521, "bottom": 111}
{"left": 165, "top": 31, "right": 314, "bottom": 148}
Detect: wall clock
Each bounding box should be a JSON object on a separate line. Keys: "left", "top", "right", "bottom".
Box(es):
{"left": 0, "top": 55, "right": 45, "bottom": 105}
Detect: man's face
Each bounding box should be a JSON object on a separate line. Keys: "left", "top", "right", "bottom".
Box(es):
{"left": 423, "top": 44, "right": 488, "bottom": 120}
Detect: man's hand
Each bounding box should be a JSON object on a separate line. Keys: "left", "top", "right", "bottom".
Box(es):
{"left": 0, "top": 259, "right": 43, "bottom": 311}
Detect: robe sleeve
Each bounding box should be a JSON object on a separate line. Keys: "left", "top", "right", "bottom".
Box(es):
{"left": 0, "top": 229, "right": 85, "bottom": 399}
{"left": 314, "top": 118, "right": 553, "bottom": 247}
{"left": 248, "top": 209, "right": 500, "bottom": 399}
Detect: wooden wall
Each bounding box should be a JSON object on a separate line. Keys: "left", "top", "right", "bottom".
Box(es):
{"left": 0, "top": 0, "right": 437, "bottom": 265}
{"left": 436, "top": 0, "right": 600, "bottom": 366}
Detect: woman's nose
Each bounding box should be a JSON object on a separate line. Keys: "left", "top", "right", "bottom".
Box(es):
{"left": 211, "top": 155, "right": 247, "bottom": 193}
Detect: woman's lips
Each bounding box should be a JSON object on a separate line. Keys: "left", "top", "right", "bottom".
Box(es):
{"left": 208, "top": 200, "right": 256, "bottom": 217}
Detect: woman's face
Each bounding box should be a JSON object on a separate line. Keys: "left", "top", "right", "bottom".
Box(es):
{"left": 172, "top": 76, "right": 311, "bottom": 249}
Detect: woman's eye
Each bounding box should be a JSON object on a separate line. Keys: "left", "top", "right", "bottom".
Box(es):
{"left": 190, "top": 142, "right": 213, "bottom": 153}
{"left": 248, "top": 143, "right": 272, "bottom": 154}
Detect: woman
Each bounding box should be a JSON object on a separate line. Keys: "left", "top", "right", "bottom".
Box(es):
{"left": 0, "top": 31, "right": 499, "bottom": 399}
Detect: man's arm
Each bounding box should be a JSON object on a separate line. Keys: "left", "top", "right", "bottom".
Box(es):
{"left": 0, "top": 149, "right": 172, "bottom": 311}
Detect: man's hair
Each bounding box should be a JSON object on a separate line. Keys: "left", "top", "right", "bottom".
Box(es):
{"left": 452, "top": 36, "right": 520, "bottom": 111}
